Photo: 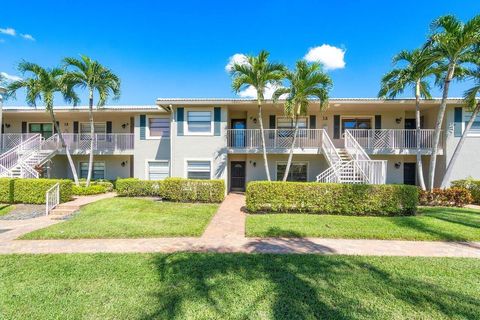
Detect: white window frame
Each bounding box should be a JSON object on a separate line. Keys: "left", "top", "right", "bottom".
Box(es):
{"left": 184, "top": 108, "right": 214, "bottom": 136}
{"left": 79, "top": 122, "right": 107, "bottom": 134}
{"left": 145, "top": 160, "right": 170, "bottom": 180}
{"left": 339, "top": 116, "right": 374, "bottom": 134}
{"left": 146, "top": 115, "right": 170, "bottom": 139}
{"left": 185, "top": 159, "right": 213, "bottom": 179}
{"left": 463, "top": 111, "right": 480, "bottom": 137}
{"left": 276, "top": 116, "right": 308, "bottom": 129}
{"left": 78, "top": 161, "right": 106, "bottom": 180}
{"left": 275, "top": 161, "right": 309, "bottom": 182}
{"left": 27, "top": 122, "right": 54, "bottom": 134}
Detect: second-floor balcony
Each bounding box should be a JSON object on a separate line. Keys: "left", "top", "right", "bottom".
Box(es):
{"left": 347, "top": 129, "right": 443, "bottom": 154}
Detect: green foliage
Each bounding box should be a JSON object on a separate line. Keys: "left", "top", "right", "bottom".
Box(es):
{"left": 451, "top": 178, "right": 480, "bottom": 204}
{"left": 72, "top": 185, "right": 107, "bottom": 196}
{"left": 13, "top": 179, "right": 73, "bottom": 204}
{"left": 115, "top": 178, "right": 161, "bottom": 197}
{"left": 78, "top": 179, "right": 114, "bottom": 192}
{"left": 419, "top": 187, "right": 472, "bottom": 207}
{"left": 0, "top": 178, "right": 14, "bottom": 203}
{"left": 161, "top": 178, "right": 225, "bottom": 203}
{"left": 246, "top": 182, "right": 418, "bottom": 216}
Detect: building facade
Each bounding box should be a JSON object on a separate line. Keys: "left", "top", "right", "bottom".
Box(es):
{"left": 1, "top": 98, "right": 479, "bottom": 191}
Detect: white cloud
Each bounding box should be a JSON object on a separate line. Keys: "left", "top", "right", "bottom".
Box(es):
{"left": 1, "top": 72, "right": 22, "bottom": 82}
{"left": 0, "top": 27, "right": 16, "bottom": 36}
{"left": 21, "top": 34, "right": 35, "bottom": 41}
{"left": 304, "top": 44, "right": 346, "bottom": 70}
{"left": 225, "top": 53, "right": 248, "bottom": 72}
{"left": 237, "top": 83, "right": 286, "bottom": 99}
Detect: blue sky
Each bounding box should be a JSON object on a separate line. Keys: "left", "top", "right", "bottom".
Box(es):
{"left": 1, "top": 0, "right": 479, "bottom": 106}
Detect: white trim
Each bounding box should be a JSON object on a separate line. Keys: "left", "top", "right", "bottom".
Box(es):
{"left": 27, "top": 122, "right": 54, "bottom": 134}
{"left": 184, "top": 158, "right": 213, "bottom": 179}
{"left": 145, "top": 115, "right": 171, "bottom": 140}
{"left": 339, "top": 115, "right": 374, "bottom": 134}
{"left": 276, "top": 116, "right": 308, "bottom": 129}
{"left": 184, "top": 108, "right": 214, "bottom": 136}
{"left": 78, "top": 160, "right": 106, "bottom": 180}
{"left": 275, "top": 161, "right": 310, "bottom": 181}
{"left": 145, "top": 159, "right": 170, "bottom": 180}
{"left": 79, "top": 121, "right": 107, "bottom": 134}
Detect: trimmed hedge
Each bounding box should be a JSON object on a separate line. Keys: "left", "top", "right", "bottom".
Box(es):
{"left": 116, "top": 178, "right": 161, "bottom": 197}
{"left": 161, "top": 178, "right": 225, "bottom": 203}
{"left": 78, "top": 179, "right": 114, "bottom": 192}
{"left": 116, "top": 178, "right": 225, "bottom": 203}
{"left": 13, "top": 179, "right": 73, "bottom": 204}
{"left": 451, "top": 178, "right": 480, "bottom": 204}
{"left": 72, "top": 185, "right": 107, "bottom": 196}
{"left": 246, "top": 181, "right": 418, "bottom": 216}
{"left": 0, "top": 178, "right": 14, "bottom": 203}
{"left": 419, "top": 187, "right": 472, "bottom": 207}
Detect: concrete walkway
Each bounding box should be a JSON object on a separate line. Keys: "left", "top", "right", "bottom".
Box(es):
{"left": 0, "top": 193, "right": 479, "bottom": 257}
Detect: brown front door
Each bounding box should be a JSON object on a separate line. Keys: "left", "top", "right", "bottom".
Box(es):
{"left": 230, "top": 161, "right": 246, "bottom": 191}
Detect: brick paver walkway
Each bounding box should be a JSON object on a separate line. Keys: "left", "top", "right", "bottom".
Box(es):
{"left": 0, "top": 193, "right": 479, "bottom": 257}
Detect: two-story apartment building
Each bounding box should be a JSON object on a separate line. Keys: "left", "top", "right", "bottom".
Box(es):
{"left": 1, "top": 98, "right": 478, "bottom": 191}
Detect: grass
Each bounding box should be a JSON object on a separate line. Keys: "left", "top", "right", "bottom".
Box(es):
{"left": 21, "top": 198, "right": 219, "bottom": 239}
{"left": 0, "top": 204, "right": 13, "bottom": 217}
{"left": 247, "top": 206, "right": 480, "bottom": 241}
{"left": 0, "top": 253, "right": 479, "bottom": 319}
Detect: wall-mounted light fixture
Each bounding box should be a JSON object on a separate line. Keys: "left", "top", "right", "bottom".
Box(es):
{"left": 64, "top": 123, "right": 69, "bottom": 127}
{"left": 121, "top": 161, "right": 128, "bottom": 167}
{"left": 249, "top": 160, "right": 257, "bottom": 168}
{"left": 4, "top": 123, "right": 10, "bottom": 128}
{"left": 252, "top": 118, "right": 257, "bottom": 124}
{"left": 121, "top": 123, "right": 129, "bottom": 129}
{"left": 395, "top": 117, "right": 403, "bottom": 124}
{"left": 394, "top": 162, "right": 401, "bottom": 169}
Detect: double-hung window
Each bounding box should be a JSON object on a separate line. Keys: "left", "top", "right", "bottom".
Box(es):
{"left": 186, "top": 110, "right": 212, "bottom": 135}
{"left": 147, "top": 117, "right": 170, "bottom": 138}
{"left": 79, "top": 162, "right": 105, "bottom": 180}
{"left": 341, "top": 118, "right": 372, "bottom": 134}
{"left": 80, "top": 122, "right": 107, "bottom": 140}
{"left": 147, "top": 161, "right": 169, "bottom": 180}
{"left": 464, "top": 112, "right": 480, "bottom": 137}
{"left": 276, "top": 162, "right": 308, "bottom": 182}
{"left": 277, "top": 117, "right": 308, "bottom": 138}
{"left": 187, "top": 161, "right": 211, "bottom": 179}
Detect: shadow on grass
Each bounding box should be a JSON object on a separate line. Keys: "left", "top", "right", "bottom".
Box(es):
{"left": 142, "top": 254, "right": 480, "bottom": 319}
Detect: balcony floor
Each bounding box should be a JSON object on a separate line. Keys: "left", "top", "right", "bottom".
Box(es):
{"left": 227, "top": 147, "right": 322, "bottom": 154}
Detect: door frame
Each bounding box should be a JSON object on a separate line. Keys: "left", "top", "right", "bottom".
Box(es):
{"left": 230, "top": 161, "right": 246, "bottom": 192}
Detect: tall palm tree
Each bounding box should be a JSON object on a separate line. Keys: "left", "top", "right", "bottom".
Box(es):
{"left": 230, "top": 50, "right": 285, "bottom": 181}
{"left": 273, "top": 60, "right": 332, "bottom": 181}
{"left": 441, "top": 67, "right": 480, "bottom": 187}
{"left": 379, "top": 48, "right": 439, "bottom": 190}
{"left": 6, "top": 61, "right": 80, "bottom": 185}
{"left": 0, "top": 73, "right": 6, "bottom": 137}
{"left": 424, "top": 14, "right": 480, "bottom": 190}
{"left": 63, "top": 55, "right": 121, "bottom": 186}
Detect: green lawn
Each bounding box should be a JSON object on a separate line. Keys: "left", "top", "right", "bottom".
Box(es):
{"left": 0, "top": 204, "right": 13, "bottom": 216}
{"left": 0, "top": 253, "right": 479, "bottom": 319}
{"left": 21, "top": 198, "right": 219, "bottom": 239}
{"left": 247, "top": 206, "right": 480, "bottom": 241}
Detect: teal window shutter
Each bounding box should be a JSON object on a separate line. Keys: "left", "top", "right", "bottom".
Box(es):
{"left": 177, "top": 108, "right": 184, "bottom": 136}
{"left": 454, "top": 107, "right": 463, "bottom": 137}
{"left": 140, "top": 115, "right": 146, "bottom": 140}
{"left": 214, "top": 107, "right": 221, "bottom": 136}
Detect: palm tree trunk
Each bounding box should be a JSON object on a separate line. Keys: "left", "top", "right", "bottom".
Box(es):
{"left": 86, "top": 90, "right": 94, "bottom": 187}
{"left": 441, "top": 102, "right": 480, "bottom": 188}
{"left": 48, "top": 108, "right": 80, "bottom": 186}
{"left": 257, "top": 99, "right": 271, "bottom": 181}
{"left": 428, "top": 64, "right": 455, "bottom": 190}
{"left": 415, "top": 81, "right": 426, "bottom": 190}
{"left": 283, "top": 112, "right": 300, "bottom": 182}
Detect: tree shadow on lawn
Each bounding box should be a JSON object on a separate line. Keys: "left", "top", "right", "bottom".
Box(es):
{"left": 141, "top": 254, "right": 480, "bottom": 320}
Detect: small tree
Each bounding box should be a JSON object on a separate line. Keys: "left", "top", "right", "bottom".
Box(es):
{"left": 6, "top": 61, "right": 80, "bottom": 185}
{"left": 273, "top": 60, "right": 332, "bottom": 181}
{"left": 379, "top": 48, "right": 439, "bottom": 190}
{"left": 63, "top": 55, "right": 120, "bottom": 186}
{"left": 230, "top": 50, "right": 285, "bottom": 181}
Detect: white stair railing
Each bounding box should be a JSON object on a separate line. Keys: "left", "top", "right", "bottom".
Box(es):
{"left": 321, "top": 129, "right": 342, "bottom": 166}
{"left": 0, "top": 134, "right": 42, "bottom": 177}
{"left": 45, "top": 183, "right": 60, "bottom": 215}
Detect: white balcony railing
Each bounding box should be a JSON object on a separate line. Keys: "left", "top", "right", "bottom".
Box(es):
{"left": 227, "top": 129, "right": 323, "bottom": 150}
{"left": 347, "top": 129, "right": 442, "bottom": 151}
{"left": 59, "top": 133, "right": 134, "bottom": 152}
{"left": 0, "top": 134, "right": 38, "bottom": 151}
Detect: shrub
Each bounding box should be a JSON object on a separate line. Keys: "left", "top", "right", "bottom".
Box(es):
{"left": 77, "top": 179, "right": 114, "bottom": 192}
{"left": 246, "top": 182, "right": 418, "bottom": 216}
{"left": 161, "top": 178, "right": 225, "bottom": 203}
{"left": 13, "top": 179, "right": 73, "bottom": 204}
{"left": 451, "top": 178, "right": 480, "bottom": 204}
{"left": 0, "top": 178, "right": 14, "bottom": 203}
{"left": 419, "top": 187, "right": 472, "bottom": 207}
{"left": 116, "top": 178, "right": 161, "bottom": 197}
{"left": 72, "top": 184, "right": 107, "bottom": 196}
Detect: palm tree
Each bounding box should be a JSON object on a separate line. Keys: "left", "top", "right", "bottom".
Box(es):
{"left": 0, "top": 73, "right": 6, "bottom": 137}
{"left": 63, "top": 55, "right": 120, "bottom": 186}
{"left": 6, "top": 61, "right": 80, "bottom": 185}
{"left": 441, "top": 67, "right": 480, "bottom": 187}
{"left": 273, "top": 60, "right": 332, "bottom": 181}
{"left": 230, "top": 50, "right": 285, "bottom": 181}
{"left": 379, "top": 48, "right": 439, "bottom": 190}
{"left": 424, "top": 14, "right": 480, "bottom": 190}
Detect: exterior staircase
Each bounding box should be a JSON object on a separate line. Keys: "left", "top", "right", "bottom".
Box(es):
{"left": 317, "top": 129, "right": 387, "bottom": 184}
